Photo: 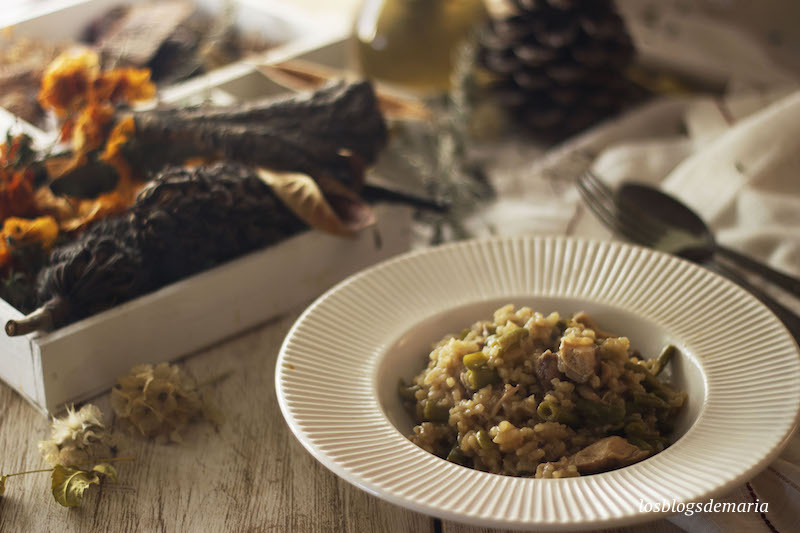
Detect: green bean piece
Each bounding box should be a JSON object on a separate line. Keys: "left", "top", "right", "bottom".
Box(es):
{"left": 633, "top": 391, "right": 671, "bottom": 410}
{"left": 537, "top": 400, "right": 580, "bottom": 426}
{"left": 625, "top": 361, "right": 647, "bottom": 374}
{"left": 642, "top": 372, "right": 672, "bottom": 400}
{"left": 627, "top": 359, "right": 675, "bottom": 400}
{"left": 423, "top": 400, "right": 450, "bottom": 422}
{"left": 476, "top": 430, "right": 493, "bottom": 450}
{"left": 559, "top": 409, "right": 580, "bottom": 427}
{"left": 624, "top": 421, "right": 657, "bottom": 439}
{"left": 537, "top": 400, "right": 559, "bottom": 422}
{"left": 497, "top": 325, "right": 529, "bottom": 351}
{"left": 398, "top": 382, "right": 421, "bottom": 401}
{"left": 465, "top": 367, "right": 499, "bottom": 389}
{"left": 575, "top": 397, "right": 626, "bottom": 425}
{"left": 625, "top": 400, "right": 642, "bottom": 415}
{"left": 463, "top": 351, "right": 489, "bottom": 371}
{"left": 652, "top": 344, "right": 677, "bottom": 376}
{"left": 446, "top": 446, "right": 470, "bottom": 466}
{"left": 458, "top": 328, "right": 471, "bottom": 340}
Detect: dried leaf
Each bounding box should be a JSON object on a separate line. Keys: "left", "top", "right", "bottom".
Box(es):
{"left": 59, "top": 175, "right": 144, "bottom": 232}
{"left": 49, "top": 157, "right": 120, "bottom": 198}
{"left": 91, "top": 463, "right": 118, "bottom": 484}
{"left": 1, "top": 474, "right": 6, "bottom": 496}
{"left": 257, "top": 60, "right": 431, "bottom": 121}
{"left": 51, "top": 465, "right": 101, "bottom": 507}
{"left": 257, "top": 168, "right": 375, "bottom": 236}
{"left": 316, "top": 174, "right": 376, "bottom": 233}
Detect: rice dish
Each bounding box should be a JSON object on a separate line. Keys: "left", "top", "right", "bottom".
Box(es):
{"left": 400, "top": 304, "right": 686, "bottom": 478}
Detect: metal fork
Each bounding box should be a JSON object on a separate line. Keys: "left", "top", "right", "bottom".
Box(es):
{"left": 576, "top": 172, "right": 708, "bottom": 255}
{"left": 577, "top": 171, "right": 800, "bottom": 344}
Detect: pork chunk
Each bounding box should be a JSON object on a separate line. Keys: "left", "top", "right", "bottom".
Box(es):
{"left": 557, "top": 335, "right": 598, "bottom": 383}
{"left": 571, "top": 436, "right": 650, "bottom": 474}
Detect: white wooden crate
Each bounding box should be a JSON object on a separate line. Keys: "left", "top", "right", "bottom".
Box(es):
{"left": 0, "top": 0, "right": 348, "bottom": 133}
{"left": 0, "top": 10, "right": 411, "bottom": 415}
{"left": 0, "top": 203, "right": 411, "bottom": 415}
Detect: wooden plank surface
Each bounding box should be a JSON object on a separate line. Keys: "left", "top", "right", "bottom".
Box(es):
{"left": 0, "top": 312, "right": 432, "bottom": 533}
{"left": 0, "top": 309, "right": 688, "bottom": 532}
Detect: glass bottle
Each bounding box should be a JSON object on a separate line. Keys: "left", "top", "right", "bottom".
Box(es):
{"left": 353, "top": 0, "right": 487, "bottom": 94}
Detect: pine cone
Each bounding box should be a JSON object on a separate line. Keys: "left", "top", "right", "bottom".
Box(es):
{"left": 479, "top": 0, "right": 643, "bottom": 137}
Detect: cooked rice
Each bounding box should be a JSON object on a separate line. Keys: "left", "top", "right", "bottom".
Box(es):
{"left": 400, "top": 305, "right": 686, "bottom": 478}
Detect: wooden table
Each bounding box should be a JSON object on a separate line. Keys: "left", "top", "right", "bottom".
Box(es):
{"left": 0, "top": 308, "right": 686, "bottom": 532}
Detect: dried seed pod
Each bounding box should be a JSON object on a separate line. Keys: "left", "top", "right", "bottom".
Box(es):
{"left": 23, "top": 217, "right": 148, "bottom": 331}
{"left": 5, "top": 82, "right": 391, "bottom": 335}
{"left": 7, "top": 163, "right": 306, "bottom": 335}
{"left": 126, "top": 81, "right": 388, "bottom": 189}
{"left": 131, "top": 162, "right": 306, "bottom": 285}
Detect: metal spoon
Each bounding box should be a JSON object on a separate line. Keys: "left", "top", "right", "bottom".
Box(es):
{"left": 618, "top": 182, "right": 800, "bottom": 297}
{"left": 618, "top": 182, "right": 800, "bottom": 344}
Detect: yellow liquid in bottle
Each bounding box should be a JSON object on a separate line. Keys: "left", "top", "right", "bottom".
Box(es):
{"left": 354, "top": 0, "right": 487, "bottom": 93}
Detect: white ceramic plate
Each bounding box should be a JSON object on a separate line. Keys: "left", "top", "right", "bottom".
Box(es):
{"left": 275, "top": 236, "right": 800, "bottom": 530}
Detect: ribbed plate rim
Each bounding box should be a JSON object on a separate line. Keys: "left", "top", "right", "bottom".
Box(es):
{"left": 275, "top": 236, "right": 800, "bottom": 530}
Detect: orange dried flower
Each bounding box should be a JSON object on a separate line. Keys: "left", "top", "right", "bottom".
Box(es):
{"left": 0, "top": 171, "right": 35, "bottom": 222}
{"left": 39, "top": 48, "right": 154, "bottom": 143}
{"left": 2, "top": 216, "right": 59, "bottom": 249}
{"left": 102, "top": 115, "right": 136, "bottom": 164}
{"left": 72, "top": 102, "right": 115, "bottom": 153}
{"left": 0, "top": 135, "right": 37, "bottom": 222}
{"left": 37, "top": 48, "right": 99, "bottom": 117}
{"left": 60, "top": 175, "right": 143, "bottom": 232}
{"left": 0, "top": 215, "right": 59, "bottom": 269}
{"left": 92, "top": 68, "right": 156, "bottom": 104}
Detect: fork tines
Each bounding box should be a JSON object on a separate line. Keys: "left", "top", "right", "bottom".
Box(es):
{"left": 576, "top": 172, "right": 665, "bottom": 246}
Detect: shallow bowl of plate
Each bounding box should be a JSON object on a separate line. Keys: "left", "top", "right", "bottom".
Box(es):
{"left": 276, "top": 236, "right": 800, "bottom": 530}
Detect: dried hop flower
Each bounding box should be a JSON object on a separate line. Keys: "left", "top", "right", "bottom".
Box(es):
{"left": 111, "top": 363, "right": 219, "bottom": 442}
{"left": 38, "top": 404, "right": 117, "bottom": 467}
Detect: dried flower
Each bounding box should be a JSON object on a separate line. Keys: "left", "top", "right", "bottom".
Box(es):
{"left": 2, "top": 216, "right": 59, "bottom": 248}
{"left": 38, "top": 47, "right": 154, "bottom": 141}
{"left": 111, "top": 363, "right": 219, "bottom": 442}
{"left": 38, "top": 404, "right": 117, "bottom": 467}
{"left": 71, "top": 102, "right": 115, "bottom": 154}
{"left": 37, "top": 47, "right": 99, "bottom": 118}
{"left": 91, "top": 68, "right": 156, "bottom": 104}
{"left": 0, "top": 134, "right": 38, "bottom": 223}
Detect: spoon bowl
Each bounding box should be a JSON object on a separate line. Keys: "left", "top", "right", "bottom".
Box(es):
{"left": 618, "top": 181, "right": 800, "bottom": 297}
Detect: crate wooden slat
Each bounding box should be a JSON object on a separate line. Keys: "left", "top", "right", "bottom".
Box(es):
{"left": 1, "top": 204, "right": 411, "bottom": 414}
